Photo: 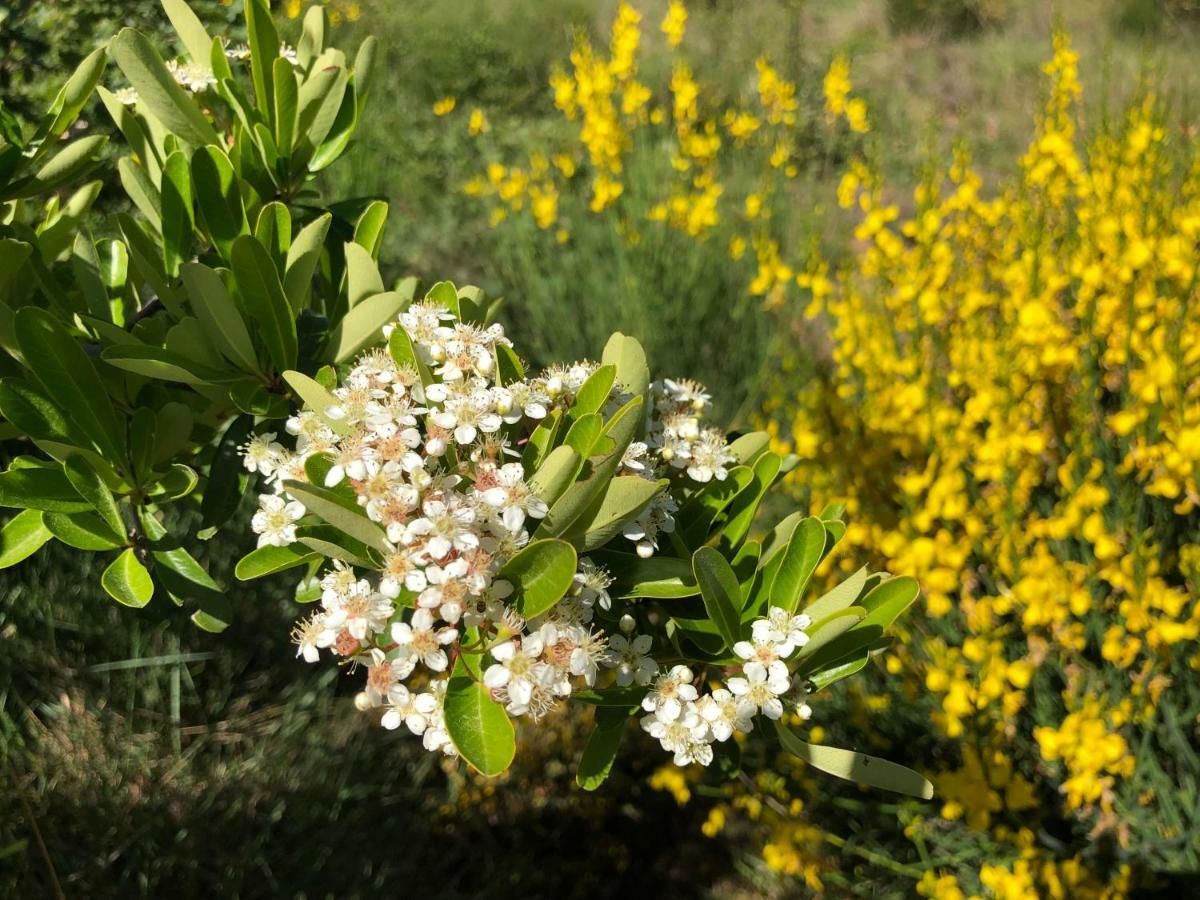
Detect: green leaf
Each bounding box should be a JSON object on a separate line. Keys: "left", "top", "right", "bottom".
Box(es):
{"left": 495, "top": 344, "right": 524, "bottom": 385}
{"left": 804, "top": 565, "right": 869, "bottom": 623}
{"left": 528, "top": 445, "right": 582, "bottom": 510}
{"left": 283, "top": 213, "right": 331, "bottom": 311}
{"left": 200, "top": 414, "right": 251, "bottom": 531}
{"left": 577, "top": 707, "right": 634, "bottom": 791}
{"left": 536, "top": 396, "right": 643, "bottom": 539}
{"left": 859, "top": 575, "right": 920, "bottom": 631}
{"left": 118, "top": 155, "right": 161, "bottom": 231}
{"left": 562, "top": 413, "right": 602, "bottom": 457}
{"left": 588, "top": 549, "right": 698, "bottom": 599}
{"left": 235, "top": 543, "right": 317, "bottom": 580}
{"left": 101, "top": 548, "right": 155, "bottom": 608}
{"left": 0, "top": 510, "right": 51, "bottom": 569}
{"left": 109, "top": 28, "right": 218, "bottom": 146}
{"left": 70, "top": 232, "right": 111, "bottom": 322}
{"left": 716, "top": 451, "right": 783, "bottom": 554}
{"left": 8, "top": 135, "right": 108, "bottom": 199}
{"left": 273, "top": 56, "right": 299, "bottom": 154}
{"left": 571, "top": 476, "right": 665, "bottom": 551}
{"left": 387, "top": 327, "right": 432, "bottom": 385}
{"left": 773, "top": 722, "right": 934, "bottom": 799}
{"left": 794, "top": 607, "right": 865, "bottom": 662}
{"left": 231, "top": 235, "right": 298, "bottom": 372}
{"left": 679, "top": 465, "right": 754, "bottom": 546}
{"left": 0, "top": 378, "right": 75, "bottom": 443}
{"left": 500, "top": 538, "right": 577, "bottom": 620}
{"left": 808, "top": 650, "right": 870, "bottom": 691}
{"left": 727, "top": 431, "right": 771, "bottom": 465}
{"left": 43, "top": 510, "right": 124, "bottom": 550}
{"left": 138, "top": 507, "right": 230, "bottom": 631}
{"left": 162, "top": 0, "right": 214, "bottom": 64}
{"left": 443, "top": 658, "right": 516, "bottom": 777}
{"left": 352, "top": 200, "right": 389, "bottom": 258}
{"left": 181, "top": 262, "right": 258, "bottom": 371}
{"left": 161, "top": 150, "right": 194, "bottom": 277}
{"left": 0, "top": 466, "right": 90, "bottom": 513}
{"left": 14, "top": 308, "right": 125, "bottom": 462}
{"left": 192, "top": 146, "right": 248, "bottom": 260}
{"left": 569, "top": 365, "right": 615, "bottom": 419}
{"left": 283, "top": 479, "right": 389, "bottom": 554}
{"left": 327, "top": 289, "right": 408, "bottom": 362}
{"left": 255, "top": 202, "right": 292, "bottom": 274}
{"left": 344, "top": 242, "right": 384, "bottom": 308}
{"left": 101, "top": 344, "right": 233, "bottom": 385}
{"left": 600, "top": 332, "right": 649, "bottom": 401}
{"left": 36, "top": 46, "right": 109, "bottom": 152}
{"left": 245, "top": 0, "right": 280, "bottom": 119}
{"left": 63, "top": 456, "right": 125, "bottom": 538}
{"left": 770, "top": 517, "right": 826, "bottom": 614}
{"left": 282, "top": 371, "right": 352, "bottom": 434}
{"left": 692, "top": 546, "right": 744, "bottom": 649}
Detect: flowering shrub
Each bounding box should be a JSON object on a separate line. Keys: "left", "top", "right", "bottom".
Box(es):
{"left": 0, "top": 0, "right": 382, "bottom": 626}
{"left": 751, "top": 30, "right": 1200, "bottom": 896}
{"left": 233, "top": 287, "right": 927, "bottom": 786}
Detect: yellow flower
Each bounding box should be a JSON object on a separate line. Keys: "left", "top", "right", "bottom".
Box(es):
{"left": 432, "top": 96, "right": 456, "bottom": 116}
{"left": 468, "top": 108, "right": 489, "bottom": 136}
{"left": 661, "top": 0, "right": 687, "bottom": 49}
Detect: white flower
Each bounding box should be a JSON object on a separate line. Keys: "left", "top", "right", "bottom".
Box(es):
{"left": 166, "top": 59, "right": 217, "bottom": 93}
{"left": 483, "top": 635, "right": 550, "bottom": 712}
{"left": 641, "top": 665, "right": 698, "bottom": 723}
{"left": 381, "top": 684, "right": 439, "bottom": 734}
{"left": 291, "top": 614, "right": 323, "bottom": 663}
{"left": 279, "top": 42, "right": 299, "bottom": 66}
{"left": 603, "top": 632, "right": 657, "bottom": 687}
{"left": 696, "top": 687, "right": 753, "bottom": 741}
{"left": 753, "top": 606, "right": 811, "bottom": 653}
{"left": 242, "top": 432, "right": 284, "bottom": 475}
{"left": 477, "top": 462, "right": 549, "bottom": 531}
{"left": 390, "top": 608, "right": 456, "bottom": 672}
{"left": 685, "top": 428, "right": 734, "bottom": 483}
{"left": 733, "top": 633, "right": 794, "bottom": 678}
{"left": 641, "top": 705, "right": 713, "bottom": 766}
{"left": 727, "top": 661, "right": 791, "bottom": 720}
{"left": 251, "top": 493, "right": 304, "bottom": 547}
{"left": 404, "top": 497, "right": 479, "bottom": 561}
{"left": 114, "top": 86, "right": 139, "bottom": 106}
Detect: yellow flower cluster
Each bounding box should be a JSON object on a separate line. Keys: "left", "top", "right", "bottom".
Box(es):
{"left": 823, "top": 55, "right": 869, "bottom": 133}
{"left": 283, "top": 0, "right": 359, "bottom": 24}
{"left": 461, "top": 1, "right": 850, "bottom": 263}
{"left": 753, "top": 29, "right": 1198, "bottom": 896}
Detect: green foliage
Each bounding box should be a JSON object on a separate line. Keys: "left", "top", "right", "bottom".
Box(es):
{"left": 0, "top": 0, "right": 382, "bottom": 626}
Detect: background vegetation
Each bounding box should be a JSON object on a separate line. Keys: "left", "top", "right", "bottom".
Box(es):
{"left": 4, "top": 0, "right": 1200, "bottom": 896}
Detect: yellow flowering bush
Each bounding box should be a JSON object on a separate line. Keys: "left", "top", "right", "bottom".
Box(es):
{"left": 748, "top": 30, "right": 1200, "bottom": 896}
{"left": 451, "top": 2, "right": 870, "bottom": 419}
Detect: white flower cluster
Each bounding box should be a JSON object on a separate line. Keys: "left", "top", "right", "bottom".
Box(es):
{"left": 241, "top": 302, "right": 784, "bottom": 767}
{"left": 638, "top": 607, "right": 814, "bottom": 766}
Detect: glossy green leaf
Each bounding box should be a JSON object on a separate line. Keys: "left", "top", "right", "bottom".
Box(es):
{"left": 727, "top": 431, "right": 771, "bottom": 465}
{"left": 692, "top": 546, "right": 744, "bottom": 649}
{"left": 284, "top": 213, "right": 331, "bottom": 311}
{"left": 101, "top": 344, "right": 233, "bottom": 385}
{"left": 588, "top": 549, "right": 698, "bottom": 599}
{"left": 283, "top": 479, "right": 389, "bottom": 554}
{"left": 14, "top": 308, "right": 125, "bottom": 461}
{"left": 774, "top": 722, "right": 934, "bottom": 799}
{"left": 0, "top": 466, "right": 90, "bottom": 513}
{"left": 327, "top": 289, "right": 408, "bottom": 362}
{"left": 181, "top": 263, "right": 258, "bottom": 372}
{"left": 160, "top": 150, "right": 194, "bottom": 277}
{"left": 63, "top": 455, "right": 125, "bottom": 538}
{"left": 569, "top": 365, "right": 615, "bottom": 419}
{"left": 344, "top": 242, "right": 384, "bottom": 308}
{"left": 770, "top": 517, "right": 826, "bottom": 614}
{"left": 500, "top": 538, "right": 577, "bottom": 620}
{"left": 444, "top": 658, "right": 516, "bottom": 777}
{"left": 282, "top": 370, "right": 353, "bottom": 434}
{"left": 235, "top": 543, "right": 318, "bottom": 580}
{"left": 577, "top": 707, "right": 634, "bottom": 791}
{"left": 804, "top": 565, "right": 869, "bottom": 623}
{"left": 273, "top": 56, "right": 299, "bottom": 153}
{"left": 192, "top": 146, "right": 248, "bottom": 260}
{"left": 600, "top": 331, "right": 649, "bottom": 402}
{"left": 44, "top": 510, "right": 124, "bottom": 551}
{"left": 139, "top": 508, "right": 230, "bottom": 631}
{"left": 162, "top": 0, "right": 214, "bottom": 64}
{"left": 528, "top": 445, "right": 582, "bottom": 510}
{"left": 245, "top": 0, "right": 280, "bottom": 119}
{"left": 109, "top": 28, "right": 218, "bottom": 145}
{"left": 231, "top": 235, "right": 297, "bottom": 372}
{"left": 101, "top": 548, "right": 154, "bottom": 608}
{"left": 572, "top": 476, "right": 665, "bottom": 551}
{"left": 0, "top": 510, "right": 51, "bottom": 569}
